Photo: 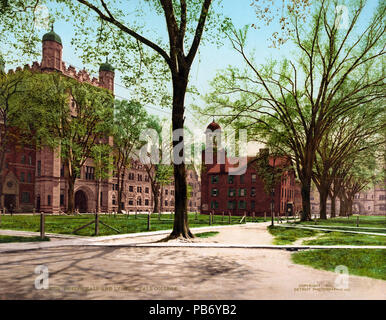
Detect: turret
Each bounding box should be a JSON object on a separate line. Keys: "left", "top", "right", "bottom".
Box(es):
{"left": 99, "top": 58, "right": 115, "bottom": 93}
{"left": 41, "top": 26, "right": 63, "bottom": 72}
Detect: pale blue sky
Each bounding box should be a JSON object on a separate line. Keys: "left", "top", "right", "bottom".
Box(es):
{"left": 4, "top": 0, "right": 379, "bottom": 130}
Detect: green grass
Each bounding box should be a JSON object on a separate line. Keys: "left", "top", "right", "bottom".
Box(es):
{"left": 0, "top": 235, "right": 50, "bottom": 243}
{"left": 302, "top": 231, "right": 386, "bottom": 246}
{"left": 268, "top": 225, "right": 319, "bottom": 245}
{"left": 194, "top": 231, "right": 219, "bottom": 238}
{"left": 292, "top": 249, "right": 386, "bottom": 280}
{"left": 0, "top": 213, "right": 260, "bottom": 237}
{"left": 297, "top": 215, "right": 386, "bottom": 229}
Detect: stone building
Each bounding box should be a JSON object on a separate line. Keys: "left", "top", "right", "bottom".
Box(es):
{"left": 200, "top": 121, "right": 302, "bottom": 216}
{"left": 310, "top": 181, "right": 386, "bottom": 216}
{"left": 1, "top": 28, "right": 200, "bottom": 214}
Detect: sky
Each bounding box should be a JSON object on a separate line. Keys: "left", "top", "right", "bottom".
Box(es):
{"left": 2, "top": 0, "right": 379, "bottom": 145}
{"left": 26, "top": 0, "right": 297, "bottom": 130}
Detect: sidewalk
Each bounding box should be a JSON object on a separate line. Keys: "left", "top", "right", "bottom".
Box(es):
{"left": 1, "top": 223, "right": 385, "bottom": 253}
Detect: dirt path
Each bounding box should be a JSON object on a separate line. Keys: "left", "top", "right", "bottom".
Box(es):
{"left": 97, "top": 222, "right": 274, "bottom": 246}
{"left": 0, "top": 245, "right": 384, "bottom": 300}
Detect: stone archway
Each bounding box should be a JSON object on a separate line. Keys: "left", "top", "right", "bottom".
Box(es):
{"left": 75, "top": 190, "right": 88, "bottom": 213}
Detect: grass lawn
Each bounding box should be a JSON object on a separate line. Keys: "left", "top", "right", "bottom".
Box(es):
{"left": 0, "top": 213, "right": 262, "bottom": 237}
{"left": 297, "top": 215, "right": 386, "bottom": 229}
{"left": 268, "top": 225, "right": 319, "bottom": 245}
{"left": 0, "top": 235, "right": 50, "bottom": 243}
{"left": 194, "top": 231, "right": 219, "bottom": 238}
{"left": 302, "top": 232, "right": 386, "bottom": 246}
{"left": 292, "top": 249, "right": 386, "bottom": 280}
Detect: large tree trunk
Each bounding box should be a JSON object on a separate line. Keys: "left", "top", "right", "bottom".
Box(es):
{"left": 169, "top": 74, "right": 193, "bottom": 239}
{"left": 117, "top": 167, "right": 125, "bottom": 213}
{"left": 347, "top": 197, "right": 353, "bottom": 216}
{"left": 152, "top": 183, "right": 160, "bottom": 213}
{"left": 330, "top": 194, "right": 337, "bottom": 218}
{"left": 318, "top": 186, "right": 328, "bottom": 220}
{"left": 67, "top": 176, "right": 76, "bottom": 214}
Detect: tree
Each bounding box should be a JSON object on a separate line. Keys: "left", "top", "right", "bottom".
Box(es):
{"left": 27, "top": 72, "right": 114, "bottom": 213}
{"left": 49, "top": 0, "right": 224, "bottom": 238}
{"left": 138, "top": 116, "right": 174, "bottom": 214}
{"left": 249, "top": 149, "right": 290, "bottom": 225}
{"left": 0, "top": 68, "right": 37, "bottom": 210}
{"left": 201, "top": 0, "right": 385, "bottom": 221}
{"left": 313, "top": 103, "right": 385, "bottom": 219}
{"left": 112, "top": 99, "right": 149, "bottom": 213}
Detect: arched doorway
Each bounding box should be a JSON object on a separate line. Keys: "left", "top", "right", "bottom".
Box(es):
{"left": 75, "top": 190, "right": 88, "bottom": 213}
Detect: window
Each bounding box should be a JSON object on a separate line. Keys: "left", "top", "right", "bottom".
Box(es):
{"left": 227, "top": 200, "right": 236, "bottom": 209}
{"left": 239, "top": 188, "right": 247, "bottom": 197}
{"left": 251, "top": 200, "right": 255, "bottom": 209}
{"left": 128, "top": 199, "right": 134, "bottom": 205}
{"left": 240, "top": 174, "right": 245, "bottom": 184}
{"left": 228, "top": 188, "right": 235, "bottom": 197}
{"left": 47, "top": 195, "right": 51, "bottom": 206}
{"left": 27, "top": 172, "right": 32, "bottom": 183}
{"left": 20, "top": 172, "right": 25, "bottom": 182}
{"left": 251, "top": 187, "right": 256, "bottom": 197}
{"left": 60, "top": 164, "right": 64, "bottom": 177}
{"left": 165, "top": 200, "right": 168, "bottom": 206}
{"left": 60, "top": 194, "right": 64, "bottom": 206}
{"left": 144, "top": 175, "right": 149, "bottom": 182}
{"left": 129, "top": 186, "right": 134, "bottom": 192}
{"left": 210, "top": 200, "right": 219, "bottom": 209}
{"left": 228, "top": 175, "right": 234, "bottom": 184}
{"left": 145, "top": 187, "right": 149, "bottom": 193}
{"left": 239, "top": 200, "right": 246, "bottom": 209}
{"left": 211, "top": 175, "right": 219, "bottom": 184}
{"left": 171, "top": 190, "right": 174, "bottom": 195}
{"left": 145, "top": 199, "right": 149, "bottom": 206}
{"left": 251, "top": 174, "right": 257, "bottom": 183}
{"left": 37, "top": 161, "right": 41, "bottom": 177}
{"left": 137, "top": 186, "right": 142, "bottom": 193}
{"left": 165, "top": 189, "right": 168, "bottom": 195}
{"left": 21, "top": 155, "right": 26, "bottom": 164}
{"left": 28, "top": 155, "right": 32, "bottom": 165}
{"left": 128, "top": 173, "right": 135, "bottom": 180}
{"left": 85, "top": 166, "right": 95, "bottom": 180}
{"left": 21, "top": 192, "right": 30, "bottom": 203}
{"left": 138, "top": 174, "right": 142, "bottom": 181}
{"left": 211, "top": 188, "right": 218, "bottom": 197}
{"left": 380, "top": 195, "right": 386, "bottom": 200}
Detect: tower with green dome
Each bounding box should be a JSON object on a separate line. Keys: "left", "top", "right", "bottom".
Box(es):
{"left": 99, "top": 57, "right": 115, "bottom": 93}
{"left": 41, "top": 25, "right": 63, "bottom": 71}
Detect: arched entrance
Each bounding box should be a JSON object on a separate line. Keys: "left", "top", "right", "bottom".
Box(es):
{"left": 75, "top": 190, "right": 88, "bottom": 213}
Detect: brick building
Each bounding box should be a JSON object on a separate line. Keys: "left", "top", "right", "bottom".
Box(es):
{"left": 1, "top": 28, "right": 200, "bottom": 214}
{"left": 200, "top": 121, "right": 302, "bottom": 216}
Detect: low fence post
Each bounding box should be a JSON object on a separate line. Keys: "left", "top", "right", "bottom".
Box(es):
{"left": 95, "top": 212, "right": 99, "bottom": 236}
{"left": 228, "top": 211, "right": 231, "bottom": 224}
{"left": 195, "top": 211, "right": 198, "bottom": 221}
{"left": 40, "top": 212, "right": 45, "bottom": 240}
{"left": 147, "top": 212, "right": 151, "bottom": 231}
{"left": 135, "top": 209, "right": 137, "bottom": 219}
{"left": 264, "top": 211, "right": 266, "bottom": 222}
{"left": 222, "top": 211, "right": 224, "bottom": 222}
{"left": 209, "top": 212, "right": 212, "bottom": 226}
{"left": 253, "top": 211, "right": 255, "bottom": 222}
{"left": 357, "top": 215, "right": 359, "bottom": 227}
